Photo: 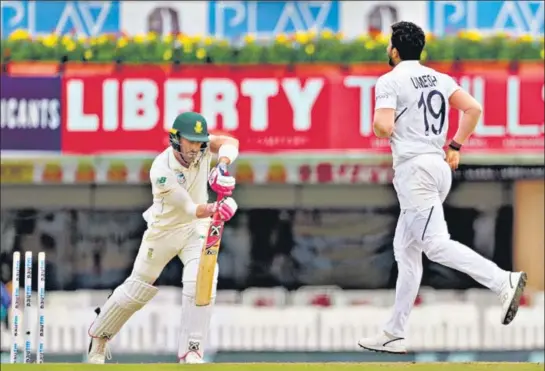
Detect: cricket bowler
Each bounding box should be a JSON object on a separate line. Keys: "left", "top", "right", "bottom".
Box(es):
{"left": 358, "top": 21, "right": 527, "bottom": 353}
{"left": 87, "top": 112, "right": 239, "bottom": 364}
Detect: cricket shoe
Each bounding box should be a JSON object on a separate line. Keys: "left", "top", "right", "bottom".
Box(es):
{"left": 87, "top": 306, "right": 112, "bottom": 364}
{"left": 87, "top": 337, "right": 111, "bottom": 364}
{"left": 179, "top": 351, "right": 205, "bottom": 364}
{"left": 500, "top": 271, "right": 527, "bottom": 325}
{"left": 358, "top": 332, "right": 407, "bottom": 354}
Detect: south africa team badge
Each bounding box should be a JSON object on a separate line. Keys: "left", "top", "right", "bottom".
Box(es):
{"left": 176, "top": 173, "right": 186, "bottom": 185}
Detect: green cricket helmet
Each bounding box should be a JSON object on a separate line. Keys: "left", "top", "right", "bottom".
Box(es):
{"left": 169, "top": 112, "right": 210, "bottom": 153}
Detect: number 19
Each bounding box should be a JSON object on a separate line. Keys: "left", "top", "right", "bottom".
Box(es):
{"left": 418, "top": 90, "right": 446, "bottom": 136}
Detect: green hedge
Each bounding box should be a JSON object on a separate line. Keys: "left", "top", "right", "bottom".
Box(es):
{"left": 2, "top": 29, "right": 544, "bottom": 64}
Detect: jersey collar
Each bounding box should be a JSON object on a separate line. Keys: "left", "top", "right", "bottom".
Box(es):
{"left": 394, "top": 60, "right": 422, "bottom": 70}
{"left": 168, "top": 147, "right": 186, "bottom": 172}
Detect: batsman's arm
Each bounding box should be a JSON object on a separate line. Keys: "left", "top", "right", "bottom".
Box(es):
{"left": 164, "top": 186, "right": 218, "bottom": 218}
{"left": 151, "top": 167, "right": 216, "bottom": 219}
{"left": 209, "top": 134, "right": 239, "bottom": 165}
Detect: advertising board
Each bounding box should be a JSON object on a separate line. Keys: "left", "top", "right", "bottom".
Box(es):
{"left": 1, "top": 76, "right": 62, "bottom": 152}
{"left": 207, "top": 1, "right": 339, "bottom": 39}
{"left": 60, "top": 66, "right": 544, "bottom": 158}
{"left": 1, "top": 1, "right": 120, "bottom": 37}
{"left": 120, "top": 1, "right": 207, "bottom": 37}
{"left": 428, "top": 1, "right": 544, "bottom": 36}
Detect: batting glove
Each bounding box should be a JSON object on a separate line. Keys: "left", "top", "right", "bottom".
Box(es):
{"left": 209, "top": 163, "right": 236, "bottom": 196}
{"left": 214, "top": 197, "right": 238, "bottom": 221}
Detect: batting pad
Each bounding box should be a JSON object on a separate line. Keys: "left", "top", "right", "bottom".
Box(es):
{"left": 88, "top": 278, "right": 158, "bottom": 339}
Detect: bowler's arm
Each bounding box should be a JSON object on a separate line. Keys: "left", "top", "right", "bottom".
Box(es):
{"left": 209, "top": 134, "right": 240, "bottom": 165}
{"left": 373, "top": 77, "right": 398, "bottom": 138}
{"left": 449, "top": 88, "right": 482, "bottom": 145}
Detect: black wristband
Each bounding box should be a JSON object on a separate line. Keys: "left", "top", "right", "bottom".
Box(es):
{"left": 449, "top": 140, "right": 462, "bottom": 151}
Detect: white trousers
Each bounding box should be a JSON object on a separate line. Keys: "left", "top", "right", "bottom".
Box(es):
{"left": 132, "top": 219, "right": 218, "bottom": 360}
{"left": 132, "top": 219, "right": 211, "bottom": 283}
{"left": 384, "top": 154, "right": 507, "bottom": 338}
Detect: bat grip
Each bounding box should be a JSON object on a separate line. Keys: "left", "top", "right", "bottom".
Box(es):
{"left": 213, "top": 193, "right": 225, "bottom": 222}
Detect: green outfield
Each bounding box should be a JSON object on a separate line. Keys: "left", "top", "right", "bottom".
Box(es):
{"left": 1, "top": 363, "right": 543, "bottom": 371}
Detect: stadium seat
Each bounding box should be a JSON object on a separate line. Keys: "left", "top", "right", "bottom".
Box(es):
{"left": 290, "top": 285, "right": 342, "bottom": 307}
{"left": 241, "top": 287, "right": 289, "bottom": 307}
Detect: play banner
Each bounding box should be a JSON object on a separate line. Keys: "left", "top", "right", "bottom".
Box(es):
{"left": 60, "top": 65, "right": 544, "bottom": 160}
{"left": 1, "top": 75, "right": 62, "bottom": 152}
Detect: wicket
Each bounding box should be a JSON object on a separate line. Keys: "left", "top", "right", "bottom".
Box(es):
{"left": 10, "top": 251, "right": 46, "bottom": 364}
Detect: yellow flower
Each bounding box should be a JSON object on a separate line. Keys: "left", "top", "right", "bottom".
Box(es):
{"left": 275, "top": 33, "right": 289, "bottom": 44}
{"left": 219, "top": 39, "right": 229, "bottom": 47}
{"left": 163, "top": 49, "right": 173, "bottom": 61}
{"left": 133, "top": 33, "right": 147, "bottom": 44}
{"left": 183, "top": 43, "right": 193, "bottom": 54}
{"left": 308, "top": 28, "right": 317, "bottom": 40}
{"left": 204, "top": 36, "right": 214, "bottom": 46}
{"left": 376, "top": 33, "right": 389, "bottom": 44}
{"left": 421, "top": 50, "right": 428, "bottom": 61}
{"left": 65, "top": 40, "right": 76, "bottom": 52}
{"left": 177, "top": 34, "right": 192, "bottom": 46}
{"left": 162, "top": 33, "right": 174, "bottom": 44}
{"left": 196, "top": 48, "right": 207, "bottom": 60}
{"left": 519, "top": 34, "right": 534, "bottom": 43}
{"left": 61, "top": 35, "right": 73, "bottom": 46}
{"left": 320, "top": 29, "right": 334, "bottom": 40}
{"left": 541, "top": 49, "right": 544, "bottom": 59}
{"left": 364, "top": 40, "right": 376, "bottom": 50}
{"left": 117, "top": 37, "right": 129, "bottom": 48}
{"left": 304, "top": 43, "right": 315, "bottom": 55}
{"left": 84, "top": 49, "right": 93, "bottom": 60}
{"left": 9, "top": 29, "right": 31, "bottom": 41}
{"left": 147, "top": 32, "right": 157, "bottom": 42}
{"left": 425, "top": 32, "right": 435, "bottom": 42}
{"left": 463, "top": 30, "right": 482, "bottom": 42}
{"left": 42, "top": 34, "right": 59, "bottom": 48}
{"left": 191, "top": 34, "right": 203, "bottom": 43}
{"left": 244, "top": 33, "right": 256, "bottom": 44}
{"left": 77, "top": 35, "right": 88, "bottom": 44}
{"left": 97, "top": 34, "right": 109, "bottom": 45}
{"left": 295, "top": 31, "right": 309, "bottom": 44}
{"left": 335, "top": 32, "right": 344, "bottom": 41}
{"left": 89, "top": 37, "right": 97, "bottom": 46}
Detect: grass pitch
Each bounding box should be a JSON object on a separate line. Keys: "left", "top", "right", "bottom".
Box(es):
{"left": 1, "top": 363, "right": 543, "bottom": 371}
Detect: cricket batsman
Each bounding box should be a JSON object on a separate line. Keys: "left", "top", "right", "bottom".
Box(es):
{"left": 87, "top": 112, "right": 239, "bottom": 364}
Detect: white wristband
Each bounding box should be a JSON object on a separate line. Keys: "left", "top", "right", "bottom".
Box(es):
{"left": 218, "top": 143, "right": 239, "bottom": 163}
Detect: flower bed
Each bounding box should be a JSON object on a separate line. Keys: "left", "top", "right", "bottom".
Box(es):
{"left": 2, "top": 29, "right": 543, "bottom": 64}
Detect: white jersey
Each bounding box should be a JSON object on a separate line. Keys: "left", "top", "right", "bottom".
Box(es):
{"left": 375, "top": 60, "right": 460, "bottom": 168}
{"left": 143, "top": 146, "right": 212, "bottom": 229}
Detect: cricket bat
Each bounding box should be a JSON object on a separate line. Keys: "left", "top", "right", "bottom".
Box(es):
{"left": 195, "top": 194, "right": 226, "bottom": 306}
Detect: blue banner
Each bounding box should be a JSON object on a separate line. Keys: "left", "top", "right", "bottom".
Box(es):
{"left": 1, "top": 1, "right": 120, "bottom": 37}
{"left": 0, "top": 76, "right": 62, "bottom": 152}
{"left": 208, "top": 1, "right": 339, "bottom": 39}
{"left": 428, "top": 1, "right": 544, "bottom": 36}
